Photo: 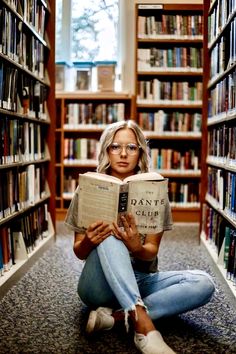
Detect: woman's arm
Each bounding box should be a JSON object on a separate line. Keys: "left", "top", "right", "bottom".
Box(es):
{"left": 131, "top": 232, "right": 163, "bottom": 260}
{"left": 73, "top": 220, "right": 114, "bottom": 260}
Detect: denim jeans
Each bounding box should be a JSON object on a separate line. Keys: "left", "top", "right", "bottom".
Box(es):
{"left": 77, "top": 236, "right": 215, "bottom": 320}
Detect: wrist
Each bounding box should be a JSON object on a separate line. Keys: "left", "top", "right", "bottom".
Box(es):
{"left": 75, "top": 236, "right": 94, "bottom": 260}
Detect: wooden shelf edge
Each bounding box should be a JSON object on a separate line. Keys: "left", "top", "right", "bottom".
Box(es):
{"left": 172, "top": 208, "right": 200, "bottom": 223}
{"left": 56, "top": 91, "right": 132, "bottom": 100}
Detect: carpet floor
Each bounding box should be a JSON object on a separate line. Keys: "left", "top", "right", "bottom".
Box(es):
{"left": 0, "top": 222, "right": 235, "bottom": 354}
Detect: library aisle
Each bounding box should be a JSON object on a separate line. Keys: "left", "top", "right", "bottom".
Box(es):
{"left": 0, "top": 223, "right": 235, "bottom": 354}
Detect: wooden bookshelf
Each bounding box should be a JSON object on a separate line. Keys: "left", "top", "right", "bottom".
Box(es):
{"left": 201, "top": 0, "right": 236, "bottom": 298}
{"left": 0, "top": 0, "right": 55, "bottom": 289}
{"left": 135, "top": 3, "right": 204, "bottom": 222}
{"left": 55, "top": 91, "right": 135, "bottom": 219}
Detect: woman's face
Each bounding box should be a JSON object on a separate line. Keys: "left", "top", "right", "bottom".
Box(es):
{"left": 108, "top": 128, "right": 140, "bottom": 180}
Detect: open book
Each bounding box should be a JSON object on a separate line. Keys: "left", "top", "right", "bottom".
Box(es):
{"left": 78, "top": 171, "right": 169, "bottom": 234}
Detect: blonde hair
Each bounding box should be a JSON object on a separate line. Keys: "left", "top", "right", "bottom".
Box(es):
{"left": 97, "top": 120, "right": 150, "bottom": 174}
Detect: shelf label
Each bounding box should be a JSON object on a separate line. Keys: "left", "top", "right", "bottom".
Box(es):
{"left": 138, "top": 5, "right": 163, "bottom": 9}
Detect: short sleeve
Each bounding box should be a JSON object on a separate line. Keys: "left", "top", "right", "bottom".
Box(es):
{"left": 64, "top": 186, "right": 86, "bottom": 233}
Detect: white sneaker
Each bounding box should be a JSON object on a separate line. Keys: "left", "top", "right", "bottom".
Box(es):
{"left": 134, "top": 330, "right": 176, "bottom": 354}
{"left": 86, "top": 307, "right": 115, "bottom": 334}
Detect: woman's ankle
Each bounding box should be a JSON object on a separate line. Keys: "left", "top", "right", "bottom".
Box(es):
{"left": 132, "top": 305, "right": 156, "bottom": 335}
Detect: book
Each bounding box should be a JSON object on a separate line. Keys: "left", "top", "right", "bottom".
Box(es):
{"left": 12, "top": 231, "right": 28, "bottom": 261}
{"left": 78, "top": 171, "right": 169, "bottom": 234}
{"left": 96, "top": 62, "right": 116, "bottom": 92}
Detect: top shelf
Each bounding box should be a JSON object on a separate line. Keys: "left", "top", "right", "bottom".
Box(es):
{"left": 138, "top": 4, "right": 203, "bottom": 11}
{"left": 138, "top": 37, "right": 203, "bottom": 43}
{"left": 55, "top": 91, "right": 132, "bottom": 100}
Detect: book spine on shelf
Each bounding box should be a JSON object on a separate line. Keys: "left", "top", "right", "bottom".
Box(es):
{"left": 63, "top": 138, "right": 99, "bottom": 162}
{"left": 65, "top": 102, "right": 126, "bottom": 126}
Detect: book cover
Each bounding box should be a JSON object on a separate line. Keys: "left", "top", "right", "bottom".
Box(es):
{"left": 78, "top": 171, "right": 169, "bottom": 234}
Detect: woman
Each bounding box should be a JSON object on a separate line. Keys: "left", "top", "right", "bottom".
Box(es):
{"left": 65, "top": 120, "right": 215, "bottom": 354}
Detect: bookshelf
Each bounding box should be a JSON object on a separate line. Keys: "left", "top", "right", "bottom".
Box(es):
{"left": 55, "top": 91, "right": 134, "bottom": 219}
{"left": 0, "top": 0, "right": 55, "bottom": 291}
{"left": 201, "top": 0, "right": 236, "bottom": 298}
{"left": 135, "top": 3, "right": 203, "bottom": 222}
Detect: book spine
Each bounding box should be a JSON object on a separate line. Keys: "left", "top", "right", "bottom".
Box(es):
{"left": 117, "top": 184, "right": 129, "bottom": 228}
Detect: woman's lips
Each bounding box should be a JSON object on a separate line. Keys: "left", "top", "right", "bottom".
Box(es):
{"left": 117, "top": 162, "right": 129, "bottom": 167}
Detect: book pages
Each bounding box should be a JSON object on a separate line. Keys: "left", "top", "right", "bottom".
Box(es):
{"left": 78, "top": 175, "right": 126, "bottom": 227}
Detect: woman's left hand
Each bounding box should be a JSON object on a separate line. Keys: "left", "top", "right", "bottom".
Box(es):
{"left": 113, "top": 213, "right": 142, "bottom": 254}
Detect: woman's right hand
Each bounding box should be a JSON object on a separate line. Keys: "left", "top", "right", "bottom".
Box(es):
{"left": 74, "top": 221, "right": 114, "bottom": 260}
{"left": 85, "top": 220, "right": 113, "bottom": 247}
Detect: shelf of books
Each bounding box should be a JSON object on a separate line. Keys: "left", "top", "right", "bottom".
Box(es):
{"left": 135, "top": 3, "right": 203, "bottom": 222}
{"left": 55, "top": 91, "right": 135, "bottom": 219}
{"left": 201, "top": 0, "right": 236, "bottom": 298}
{"left": 0, "top": 0, "right": 56, "bottom": 291}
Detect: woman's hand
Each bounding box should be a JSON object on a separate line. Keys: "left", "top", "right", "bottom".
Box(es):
{"left": 74, "top": 220, "right": 114, "bottom": 260}
{"left": 113, "top": 213, "right": 142, "bottom": 254}
{"left": 85, "top": 220, "right": 113, "bottom": 247}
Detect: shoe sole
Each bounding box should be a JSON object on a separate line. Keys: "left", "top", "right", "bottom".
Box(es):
{"left": 86, "top": 310, "right": 97, "bottom": 334}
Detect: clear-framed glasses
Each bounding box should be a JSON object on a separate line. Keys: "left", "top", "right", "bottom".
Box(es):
{"left": 109, "top": 142, "right": 140, "bottom": 155}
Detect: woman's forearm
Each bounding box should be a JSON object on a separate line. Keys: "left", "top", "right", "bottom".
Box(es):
{"left": 131, "top": 232, "right": 163, "bottom": 261}
{"left": 131, "top": 243, "right": 158, "bottom": 261}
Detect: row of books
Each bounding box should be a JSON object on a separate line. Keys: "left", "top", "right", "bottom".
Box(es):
{"left": 209, "top": 0, "right": 236, "bottom": 44}
{"left": 64, "top": 175, "right": 78, "bottom": 194}
{"left": 0, "top": 63, "right": 18, "bottom": 111}
{"left": 203, "top": 205, "right": 236, "bottom": 284}
{"left": 0, "top": 4, "right": 45, "bottom": 77}
{"left": 225, "top": 171, "right": 236, "bottom": 219}
{"left": 208, "top": 125, "right": 236, "bottom": 163}
{"left": 207, "top": 167, "right": 224, "bottom": 208}
{"left": 65, "top": 103, "right": 125, "bottom": 126}
{"left": 0, "top": 165, "right": 46, "bottom": 220}
{"left": 138, "top": 47, "right": 203, "bottom": 71}
{"left": 64, "top": 138, "right": 99, "bottom": 161}
{"left": 0, "top": 118, "right": 46, "bottom": 165}
{"left": 138, "top": 110, "right": 201, "bottom": 133}
{"left": 0, "top": 117, "right": 19, "bottom": 164}
{"left": 0, "top": 203, "right": 49, "bottom": 275}
{"left": 23, "top": 0, "right": 46, "bottom": 36}
{"left": 137, "top": 80, "right": 203, "bottom": 102}
{"left": 151, "top": 148, "right": 200, "bottom": 171}
{"left": 6, "top": 0, "right": 47, "bottom": 37}
{"left": 210, "top": 37, "right": 229, "bottom": 78}
{"left": 138, "top": 14, "right": 203, "bottom": 38}
{"left": 207, "top": 167, "right": 236, "bottom": 220}
{"left": 169, "top": 181, "right": 200, "bottom": 206}
{"left": 210, "top": 30, "right": 236, "bottom": 82}
{"left": 229, "top": 16, "right": 236, "bottom": 67}
{"left": 208, "top": 69, "right": 236, "bottom": 117}
{"left": 0, "top": 61, "right": 47, "bottom": 117}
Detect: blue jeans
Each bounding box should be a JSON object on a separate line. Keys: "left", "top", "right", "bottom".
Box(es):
{"left": 77, "top": 236, "right": 215, "bottom": 320}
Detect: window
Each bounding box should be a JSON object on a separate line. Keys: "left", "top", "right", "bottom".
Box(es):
{"left": 55, "top": 0, "right": 134, "bottom": 93}
{"left": 56, "top": 0, "right": 119, "bottom": 62}
{"left": 55, "top": 0, "right": 63, "bottom": 60}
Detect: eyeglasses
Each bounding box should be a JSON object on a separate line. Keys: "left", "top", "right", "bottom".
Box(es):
{"left": 109, "top": 143, "right": 140, "bottom": 155}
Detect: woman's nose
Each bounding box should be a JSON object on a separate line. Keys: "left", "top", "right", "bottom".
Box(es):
{"left": 120, "top": 146, "right": 127, "bottom": 156}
